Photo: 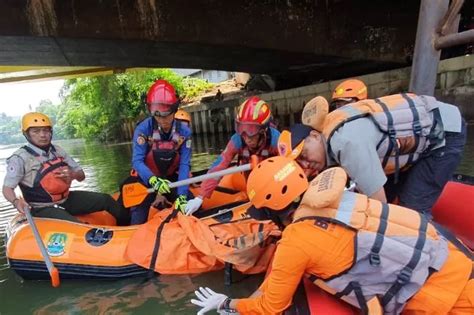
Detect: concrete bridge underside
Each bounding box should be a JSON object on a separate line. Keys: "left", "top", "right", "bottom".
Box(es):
{"left": 0, "top": 0, "right": 469, "bottom": 86}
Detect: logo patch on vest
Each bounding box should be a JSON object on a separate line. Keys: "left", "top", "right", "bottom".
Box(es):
{"left": 136, "top": 136, "right": 146, "bottom": 145}
{"left": 185, "top": 139, "right": 192, "bottom": 148}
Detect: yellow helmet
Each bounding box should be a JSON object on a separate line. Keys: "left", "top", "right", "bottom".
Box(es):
{"left": 21, "top": 112, "right": 52, "bottom": 132}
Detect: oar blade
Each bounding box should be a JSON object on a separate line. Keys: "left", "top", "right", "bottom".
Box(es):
{"left": 51, "top": 267, "right": 60, "bottom": 287}
{"left": 122, "top": 182, "right": 150, "bottom": 208}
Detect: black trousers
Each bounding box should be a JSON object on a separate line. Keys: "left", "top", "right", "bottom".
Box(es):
{"left": 32, "top": 191, "right": 130, "bottom": 226}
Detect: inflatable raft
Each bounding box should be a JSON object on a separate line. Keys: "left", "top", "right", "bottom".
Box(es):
{"left": 286, "top": 174, "right": 474, "bottom": 315}
{"left": 5, "top": 172, "right": 271, "bottom": 280}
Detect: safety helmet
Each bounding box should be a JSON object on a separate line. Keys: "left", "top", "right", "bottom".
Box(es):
{"left": 21, "top": 112, "right": 52, "bottom": 132}
{"left": 146, "top": 80, "right": 180, "bottom": 117}
{"left": 247, "top": 156, "right": 308, "bottom": 211}
{"left": 332, "top": 79, "right": 368, "bottom": 101}
{"left": 235, "top": 96, "right": 272, "bottom": 137}
{"left": 174, "top": 109, "right": 192, "bottom": 124}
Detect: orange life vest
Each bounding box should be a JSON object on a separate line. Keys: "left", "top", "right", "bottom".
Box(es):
{"left": 322, "top": 93, "right": 444, "bottom": 179}
{"left": 293, "top": 167, "right": 449, "bottom": 314}
{"left": 19, "top": 145, "right": 71, "bottom": 204}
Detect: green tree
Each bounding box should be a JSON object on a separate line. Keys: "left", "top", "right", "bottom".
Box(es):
{"left": 60, "top": 69, "right": 212, "bottom": 142}
{"left": 0, "top": 113, "right": 23, "bottom": 144}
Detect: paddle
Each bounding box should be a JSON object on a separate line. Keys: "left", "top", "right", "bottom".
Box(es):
{"left": 123, "top": 161, "right": 257, "bottom": 208}
{"left": 24, "top": 206, "right": 60, "bottom": 287}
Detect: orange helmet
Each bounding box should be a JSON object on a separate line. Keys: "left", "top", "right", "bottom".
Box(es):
{"left": 175, "top": 109, "right": 191, "bottom": 124}
{"left": 235, "top": 96, "right": 272, "bottom": 137}
{"left": 146, "top": 80, "right": 180, "bottom": 116}
{"left": 247, "top": 156, "right": 308, "bottom": 211}
{"left": 332, "top": 79, "right": 368, "bottom": 101}
{"left": 21, "top": 112, "right": 52, "bottom": 132}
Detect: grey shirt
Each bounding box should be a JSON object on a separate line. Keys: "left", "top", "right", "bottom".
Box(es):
{"left": 326, "top": 101, "right": 462, "bottom": 196}
{"left": 3, "top": 143, "right": 82, "bottom": 189}
{"left": 326, "top": 117, "right": 387, "bottom": 196}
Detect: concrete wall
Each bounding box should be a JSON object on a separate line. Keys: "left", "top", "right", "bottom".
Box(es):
{"left": 184, "top": 54, "right": 474, "bottom": 135}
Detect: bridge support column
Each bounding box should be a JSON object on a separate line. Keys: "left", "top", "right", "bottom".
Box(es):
{"left": 409, "top": 0, "right": 449, "bottom": 96}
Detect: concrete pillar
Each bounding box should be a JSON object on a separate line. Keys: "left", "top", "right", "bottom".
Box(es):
{"left": 409, "top": 0, "right": 449, "bottom": 95}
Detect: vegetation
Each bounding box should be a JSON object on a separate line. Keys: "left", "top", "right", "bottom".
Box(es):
{"left": 0, "top": 69, "right": 213, "bottom": 145}
{"left": 60, "top": 69, "right": 212, "bottom": 142}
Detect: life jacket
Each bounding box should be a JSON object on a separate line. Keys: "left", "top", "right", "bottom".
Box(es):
{"left": 293, "top": 167, "right": 449, "bottom": 314}
{"left": 126, "top": 204, "right": 281, "bottom": 275}
{"left": 322, "top": 93, "right": 444, "bottom": 181}
{"left": 17, "top": 145, "right": 71, "bottom": 204}
{"left": 144, "top": 121, "right": 185, "bottom": 177}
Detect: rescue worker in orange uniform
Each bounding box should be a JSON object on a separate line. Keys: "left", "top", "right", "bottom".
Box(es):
{"left": 330, "top": 79, "right": 368, "bottom": 111}
{"left": 128, "top": 80, "right": 192, "bottom": 224}
{"left": 280, "top": 93, "right": 466, "bottom": 218}
{"left": 191, "top": 157, "right": 473, "bottom": 315}
{"left": 184, "top": 96, "right": 280, "bottom": 216}
{"left": 2, "top": 112, "right": 129, "bottom": 225}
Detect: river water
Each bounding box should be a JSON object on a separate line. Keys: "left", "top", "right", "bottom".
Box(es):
{"left": 0, "top": 128, "right": 473, "bottom": 315}
{"left": 0, "top": 133, "right": 263, "bottom": 315}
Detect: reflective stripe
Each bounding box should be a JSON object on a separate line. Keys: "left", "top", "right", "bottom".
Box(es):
{"left": 335, "top": 191, "right": 357, "bottom": 225}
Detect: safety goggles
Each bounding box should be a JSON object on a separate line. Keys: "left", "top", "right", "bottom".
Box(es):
{"left": 150, "top": 103, "right": 176, "bottom": 117}
{"left": 235, "top": 121, "right": 265, "bottom": 137}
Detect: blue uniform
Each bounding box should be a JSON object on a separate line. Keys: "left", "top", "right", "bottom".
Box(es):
{"left": 132, "top": 117, "right": 192, "bottom": 197}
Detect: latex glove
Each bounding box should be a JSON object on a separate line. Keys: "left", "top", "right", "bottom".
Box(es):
{"left": 190, "top": 287, "right": 228, "bottom": 315}
{"left": 149, "top": 176, "right": 171, "bottom": 194}
{"left": 174, "top": 195, "right": 188, "bottom": 213}
{"left": 185, "top": 197, "right": 203, "bottom": 216}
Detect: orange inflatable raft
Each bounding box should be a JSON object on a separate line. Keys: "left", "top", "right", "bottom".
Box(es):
{"left": 5, "top": 172, "right": 275, "bottom": 280}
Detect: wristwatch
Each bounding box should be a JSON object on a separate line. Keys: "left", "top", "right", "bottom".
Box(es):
{"left": 222, "top": 298, "right": 237, "bottom": 313}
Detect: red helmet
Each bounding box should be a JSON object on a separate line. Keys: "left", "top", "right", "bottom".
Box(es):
{"left": 235, "top": 96, "right": 272, "bottom": 137}
{"left": 146, "top": 80, "right": 180, "bottom": 116}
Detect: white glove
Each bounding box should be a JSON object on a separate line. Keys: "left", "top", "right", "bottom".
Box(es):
{"left": 185, "top": 197, "right": 203, "bottom": 216}
{"left": 190, "top": 287, "right": 228, "bottom": 315}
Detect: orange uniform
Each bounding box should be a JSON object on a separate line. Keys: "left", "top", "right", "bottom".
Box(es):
{"left": 236, "top": 221, "right": 473, "bottom": 315}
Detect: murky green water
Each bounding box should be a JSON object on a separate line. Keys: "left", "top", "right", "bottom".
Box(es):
{"left": 0, "top": 127, "right": 473, "bottom": 315}
{"left": 0, "top": 133, "right": 262, "bottom": 315}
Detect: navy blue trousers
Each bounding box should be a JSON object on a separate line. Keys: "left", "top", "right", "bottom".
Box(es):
{"left": 385, "top": 120, "right": 467, "bottom": 219}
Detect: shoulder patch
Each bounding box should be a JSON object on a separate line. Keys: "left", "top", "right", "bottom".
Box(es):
{"left": 136, "top": 136, "right": 146, "bottom": 145}
{"left": 185, "top": 139, "right": 192, "bottom": 148}
{"left": 7, "top": 164, "right": 16, "bottom": 174}
{"left": 177, "top": 136, "right": 185, "bottom": 146}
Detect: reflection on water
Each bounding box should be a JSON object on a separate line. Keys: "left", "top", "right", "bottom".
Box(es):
{"left": 0, "top": 128, "right": 473, "bottom": 314}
